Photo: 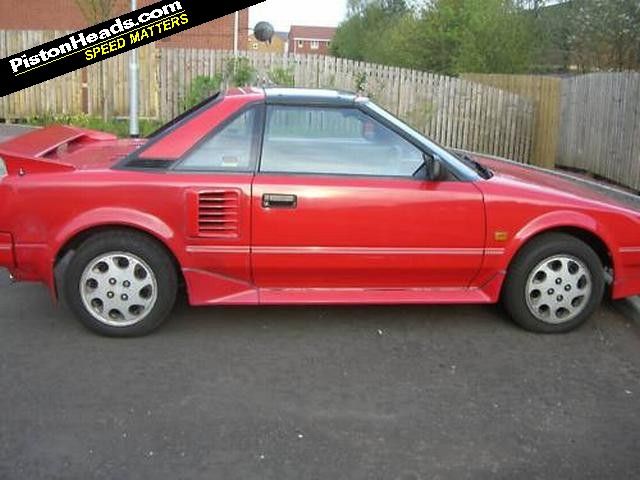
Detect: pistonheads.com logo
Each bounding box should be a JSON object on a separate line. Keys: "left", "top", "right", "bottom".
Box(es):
{"left": 9, "top": 1, "right": 186, "bottom": 75}
{"left": 0, "top": 0, "right": 261, "bottom": 97}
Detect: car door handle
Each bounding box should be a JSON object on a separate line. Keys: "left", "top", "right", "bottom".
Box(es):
{"left": 262, "top": 193, "right": 297, "bottom": 209}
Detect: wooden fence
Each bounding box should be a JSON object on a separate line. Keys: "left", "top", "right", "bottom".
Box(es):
{"left": 87, "top": 43, "right": 159, "bottom": 119}
{"left": 0, "top": 30, "right": 159, "bottom": 119}
{"left": 557, "top": 72, "right": 640, "bottom": 191}
{"left": 0, "top": 30, "right": 83, "bottom": 117}
{"left": 0, "top": 30, "right": 535, "bottom": 164}
{"left": 462, "top": 74, "right": 561, "bottom": 169}
{"left": 159, "top": 49, "right": 535, "bottom": 163}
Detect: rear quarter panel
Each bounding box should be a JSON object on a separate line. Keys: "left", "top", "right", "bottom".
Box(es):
{"left": 4, "top": 169, "right": 253, "bottom": 297}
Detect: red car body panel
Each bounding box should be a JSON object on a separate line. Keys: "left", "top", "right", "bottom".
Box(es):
{"left": 0, "top": 232, "right": 14, "bottom": 268}
{"left": 251, "top": 175, "right": 485, "bottom": 289}
{"left": 1, "top": 88, "right": 640, "bottom": 308}
{"left": 141, "top": 88, "right": 264, "bottom": 160}
{"left": 476, "top": 159, "right": 640, "bottom": 299}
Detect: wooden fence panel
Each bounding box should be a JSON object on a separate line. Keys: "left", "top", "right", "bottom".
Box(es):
{"left": 557, "top": 72, "right": 640, "bottom": 191}
{"left": 86, "top": 42, "right": 158, "bottom": 119}
{"left": 158, "top": 49, "right": 534, "bottom": 163}
{"left": 462, "top": 74, "right": 561, "bottom": 168}
{"left": 0, "top": 30, "right": 83, "bottom": 119}
{"left": 0, "top": 30, "right": 158, "bottom": 120}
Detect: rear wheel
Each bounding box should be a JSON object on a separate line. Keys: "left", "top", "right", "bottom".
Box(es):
{"left": 502, "top": 233, "right": 605, "bottom": 333}
{"left": 63, "top": 231, "right": 177, "bottom": 337}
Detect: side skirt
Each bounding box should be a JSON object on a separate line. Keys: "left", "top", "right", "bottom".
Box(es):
{"left": 259, "top": 286, "right": 495, "bottom": 305}
{"left": 184, "top": 270, "right": 506, "bottom": 306}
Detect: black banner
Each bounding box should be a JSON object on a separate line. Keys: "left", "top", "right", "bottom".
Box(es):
{"left": 0, "top": 0, "right": 262, "bottom": 97}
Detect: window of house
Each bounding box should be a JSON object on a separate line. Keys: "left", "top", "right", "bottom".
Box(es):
{"left": 297, "top": 40, "right": 304, "bottom": 48}
{"left": 310, "top": 40, "right": 319, "bottom": 49}
{"left": 177, "top": 107, "right": 257, "bottom": 171}
{"left": 260, "top": 106, "right": 425, "bottom": 177}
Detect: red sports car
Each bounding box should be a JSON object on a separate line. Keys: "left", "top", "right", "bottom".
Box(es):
{"left": 1, "top": 87, "right": 639, "bottom": 336}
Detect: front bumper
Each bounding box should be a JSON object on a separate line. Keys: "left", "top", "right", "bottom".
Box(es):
{"left": 0, "top": 232, "right": 15, "bottom": 268}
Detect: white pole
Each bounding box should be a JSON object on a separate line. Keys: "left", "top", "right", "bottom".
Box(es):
{"left": 233, "top": 11, "right": 239, "bottom": 58}
{"left": 129, "top": 0, "right": 139, "bottom": 137}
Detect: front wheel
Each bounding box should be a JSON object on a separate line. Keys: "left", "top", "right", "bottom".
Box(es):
{"left": 63, "top": 231, "right": 178, "bottom": 337}
{"left": 502, "top": 233, "right": 605, "bottom": 333}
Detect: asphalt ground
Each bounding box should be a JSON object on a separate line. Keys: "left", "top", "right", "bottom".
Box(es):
{"left": 1, "top": 281, "right": 640, "bottom": 479}
{"left": 0, "top": 124, "right": 36, "bottom": 142}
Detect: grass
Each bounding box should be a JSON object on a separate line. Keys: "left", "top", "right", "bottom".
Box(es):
{"left": 24, "top": 114, "right": 163, "bottom": 138}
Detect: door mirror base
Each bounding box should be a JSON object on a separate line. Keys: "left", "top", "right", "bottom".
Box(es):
{"left": 424, "top": 153, "right": 443, "bottom": 181}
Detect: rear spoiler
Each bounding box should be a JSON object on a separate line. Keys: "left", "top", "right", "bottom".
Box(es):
{"left": 0, "top": 124, "right": 116, "bottom": 174}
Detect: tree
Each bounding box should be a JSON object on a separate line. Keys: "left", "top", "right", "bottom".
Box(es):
{"left": 531, "top": 1, "right": 572, "bottom": 72}
{"left": 570, "top": 0, "right": 640, "bottom": 71}
{"left": 74, "top": 0, "right": 117, "bottom": 24}
{"left": 331, "top": 0, "right": 418, "bottom": 66}
{"left": 449, "top": 0, "right": 538, "bottom": 74}
{"left": 346, "top": 0, "right": 409, "bottom": 16}
{"left": 520, "top": 0, "right": 546, "bottom": 15}
{"left": 332, "top": 0, "right": 540, "bottom": 75}
{"left": 407, "top": 0, "right": 538, "bottom": 75}
{"left": 74, "top": 0, "right": 117, "bottom": 120}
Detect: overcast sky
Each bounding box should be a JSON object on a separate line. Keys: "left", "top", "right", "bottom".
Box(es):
{"left": 249, "top": 0, "right": 347, "bottom": 33}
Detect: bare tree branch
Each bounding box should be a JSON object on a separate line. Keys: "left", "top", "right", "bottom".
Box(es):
{"left": 74, "top": 0, "right": 117, "bottom": 23}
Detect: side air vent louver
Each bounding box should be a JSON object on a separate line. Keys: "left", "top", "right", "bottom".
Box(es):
{"left": 196, "top": 190, "right": 240, "bottom": 237}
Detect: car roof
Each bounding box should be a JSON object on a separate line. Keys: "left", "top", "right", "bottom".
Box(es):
{"left": 263, "top": 87, "right": 361, "bottom": 106}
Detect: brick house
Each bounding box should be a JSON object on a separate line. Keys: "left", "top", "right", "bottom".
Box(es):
{"left": 288, "top": 25, "right": 336, "bottom": 55}
{"left": 0, "top": 0, "right": 249, "bottom": 50}
{"left": 248, "top": 31, "right": 288, "bottom": 54}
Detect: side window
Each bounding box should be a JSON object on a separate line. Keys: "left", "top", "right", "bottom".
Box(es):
{"left": 177, "top": 107, "right": 257, "bottom": 171}
{"left": 260, "top": 106, "right": 425, "bottom": 177}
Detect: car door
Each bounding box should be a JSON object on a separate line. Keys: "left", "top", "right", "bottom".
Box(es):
{"left": 251, "top": 104, "right": 485, "bottom": 291}
{"left": 167, "top": 104, "right": 262, "bottom": 304}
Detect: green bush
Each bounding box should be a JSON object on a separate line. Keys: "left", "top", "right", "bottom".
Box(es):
{"left": 225, "top": 57, "right": 256, "bottom": 87}
{"left": 354, "top": 72, "right": 367, "bottom": 93}
{"left": 182, "top": 74, "right": 223, "bottom": 111}
{"left": 25, "top": 114, "right": 163, "bottom": 138}
{"left": 267, "top": 67, "right": 295, "bottom": 87}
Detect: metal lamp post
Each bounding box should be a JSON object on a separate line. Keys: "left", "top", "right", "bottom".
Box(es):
{"left": 234, "top": 11, "right": 239, "bottom": 58}
{"left": 129, "top": 0, "right": 139, "bottom": 137}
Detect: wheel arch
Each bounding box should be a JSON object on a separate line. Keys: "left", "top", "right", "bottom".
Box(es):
{"left": 537, "top": 226, "right": 613, "bottom": 272}
{"left": 53, "top": 221, "right": 184, "bottom": 300}
{"left": 499, "top": 212, "right": 616, "bottom": 298}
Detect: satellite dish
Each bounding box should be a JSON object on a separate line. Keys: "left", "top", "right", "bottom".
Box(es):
{"left": 254, "top": 21, "right": 275, "bottom": 43}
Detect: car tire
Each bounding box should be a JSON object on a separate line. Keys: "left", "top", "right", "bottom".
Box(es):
{"left": 502, "top": 233, "right": 605, "bottom": 333}
{"left": 63, "top": 230, "right": 178, "bottom": 337}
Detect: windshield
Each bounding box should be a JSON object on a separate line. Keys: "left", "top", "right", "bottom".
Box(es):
{"left": 363, "top": 101, "right": 478, "bottom": 180}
